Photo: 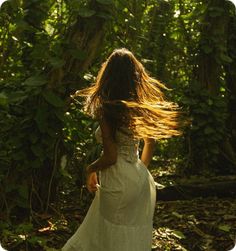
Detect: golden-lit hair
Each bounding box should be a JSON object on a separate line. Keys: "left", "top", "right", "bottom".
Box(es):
{"left": 75, "top": 48, "right": 184, "bottom": 139}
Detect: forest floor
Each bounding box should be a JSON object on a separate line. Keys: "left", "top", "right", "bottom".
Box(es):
{"left": 151, "top": 161, "right": 236, "bottom": 251}
{"left": 152, "top": 198, "right": 236, "bottom": 251}
{"left": 1, "top": 162, "right": 236, "bottom": 251}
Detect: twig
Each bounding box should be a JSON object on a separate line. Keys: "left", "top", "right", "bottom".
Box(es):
{"left": 45, "top": 137, "right": 60, "bottom": 212}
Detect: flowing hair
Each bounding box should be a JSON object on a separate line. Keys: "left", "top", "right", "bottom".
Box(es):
{"left": 75, "top": 48, "right": 184, "bottom": 139}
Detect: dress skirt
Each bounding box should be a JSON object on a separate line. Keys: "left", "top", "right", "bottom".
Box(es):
{"left": 62, "top": 156, "right": 156, "bottom": 251}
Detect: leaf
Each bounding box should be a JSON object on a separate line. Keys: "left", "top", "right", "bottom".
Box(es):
{"left": 172, "top": 211, "right": 183, "bottom": 219}
{"left": 60, "top": 155, "right": 67, "bottom": 169}
{"left": 49, "top": 57, "right": 65, "bottom": 68}
{"left": 208, "top": 99, "right": 213, "bottom": 106}
{"left": 60, "top": 155, "right": 72, "bottom": 179}
{"left": 204, "top": 127, "right": 215, "bottom": 135}
{"left": 96, "top": 0, "right": 113, "bottom": 5}
{"left": 42, "top": 91, "right": 65, "bottom": 107}
{"left": 0, "top": 92, "right": 8, "bottom": 106}
{"left": 220, "top": 53, "right": 233, "bottom": 64}
{"left": 223, "top": 215, "right": 236, "bottom": 220}
{"left": 23, "top": 75, "right": 47, "bottom": 86}
{"left": 170, "top": 31, "right": 181, "bottom": 40}
{"left": 78, "top": 8, "right": 96, "bottom": 17}
{"left": 172, "top": 230, "right": 186, "bottom": 239}
{"left": 60, "top": 169, "right": 72, "bottom": 179}
{"left": 96, "top": 12, "right": 113, "bottom": 20}
{"left": 6, "top": 91, "right": 27, "bottom": 103}
{"left": 83, "top": 73, "right": 94, "bottom": 81}
{"left": 218, "top": 224, "right": 231, "bottom": 232}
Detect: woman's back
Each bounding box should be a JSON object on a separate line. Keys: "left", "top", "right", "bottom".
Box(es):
{"left": 95, "top": 126, "right": 139, "bottom": 163}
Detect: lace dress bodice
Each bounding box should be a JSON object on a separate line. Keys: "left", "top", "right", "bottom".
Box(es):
{"left": 95, "top": 126, "right": 139, "bottom": 163}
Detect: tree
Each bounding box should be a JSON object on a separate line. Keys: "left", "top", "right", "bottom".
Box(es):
{"left": 188, "top": 0, "right": 236, "bottom": 173}
{"left": 0, "top": 0, "right": 113, "bottom": 218}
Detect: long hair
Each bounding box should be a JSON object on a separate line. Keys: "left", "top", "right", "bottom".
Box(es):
{"left": 75, "top": 48, "right": 183, "bottom": 139}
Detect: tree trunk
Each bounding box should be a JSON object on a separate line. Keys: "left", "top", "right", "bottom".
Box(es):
{"left": 195, "top": 0, "right": 229, "bottom": 95}
{"left": 143, "top": 0, "right": 173, "bottom": 81}
{"left": 157, "top": 176, "right": 236, "bottom": 201}
{"left": 189, "top": 0, "right": 236, "bottom": 173}
{"left": 31, "top": 1, "right": 111, "bottom": 213}
{"left": 224, "top": 11, "right": 236, "bottom": 166}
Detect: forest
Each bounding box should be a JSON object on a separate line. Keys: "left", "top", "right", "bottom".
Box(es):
{"left": 0, "top": 0, "right": 236, "bottom": 250}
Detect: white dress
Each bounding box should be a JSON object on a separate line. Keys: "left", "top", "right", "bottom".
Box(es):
{"left": 62, "top": 127, "right": 156, "bottom": 251}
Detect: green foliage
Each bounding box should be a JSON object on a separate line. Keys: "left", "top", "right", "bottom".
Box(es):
{"left": 62, "top": 101, "right": 102, "bottom": 181}
{"left": 1, "top": 3, "right": 236, "bottom": 250}
{"left": 0, "top": 0, "right": 116, "bottom": 221}
{"left": 0, "top": 0, "right": 95, "bottom": 217}
{"left": 0, "top": 74, "right": 66, "bottom": 214}
{"left": 181, "top": 86, "right": 228, "bottom": 169}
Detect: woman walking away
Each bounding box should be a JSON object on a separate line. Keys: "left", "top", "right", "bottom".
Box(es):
{"left": 62, "top": 48, "right": 182, "bottom": 251}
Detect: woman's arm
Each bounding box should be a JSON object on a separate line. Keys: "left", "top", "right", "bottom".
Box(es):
{"left": 86, "top": 119, "right": 117, "bottom": 192}
{"left": 86, "top": 118, "right": 117, "bottom": 174}
{"left": 140, "top": 138, "right": 155, "bottom": 167}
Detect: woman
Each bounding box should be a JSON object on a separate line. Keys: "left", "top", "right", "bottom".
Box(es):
{"left": 62, "top": 48, "right": 182, "bottom": 251}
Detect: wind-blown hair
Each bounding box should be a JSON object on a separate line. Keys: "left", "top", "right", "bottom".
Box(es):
{"left": 75, "top": 48, "right": 183, "bottom": 139}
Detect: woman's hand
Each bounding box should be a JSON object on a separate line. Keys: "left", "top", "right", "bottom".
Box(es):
{"left": 86, "top": 168, "right": 98, "bottom": 193}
